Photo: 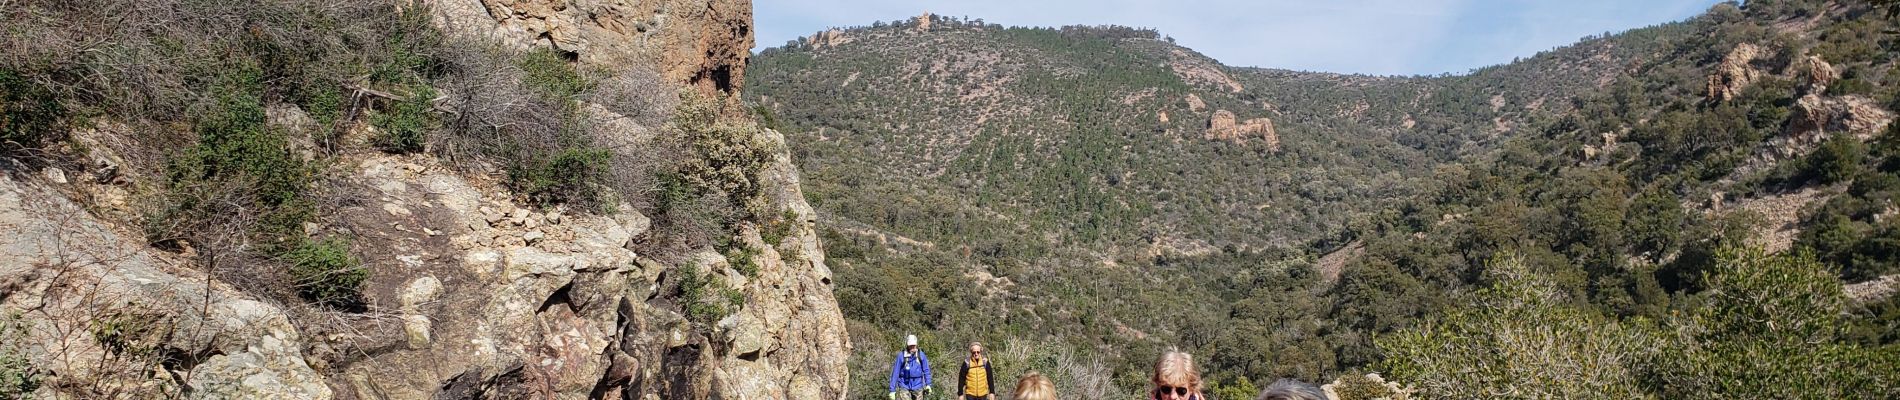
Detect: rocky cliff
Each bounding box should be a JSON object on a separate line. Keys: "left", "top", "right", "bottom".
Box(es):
{"left": 0, "top": 0, "right": 848, "bottom": 399}
{"left": 427, "top": 0, "right": 754, "bottom": 96}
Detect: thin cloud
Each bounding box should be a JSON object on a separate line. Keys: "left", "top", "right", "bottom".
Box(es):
{"left": 754, "top": 0, "right": 1724, "bottom": 76}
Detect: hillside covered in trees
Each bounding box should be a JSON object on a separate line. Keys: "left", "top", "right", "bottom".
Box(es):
{"left": 748, "top": 0, "right": 1900, "bottom": 397}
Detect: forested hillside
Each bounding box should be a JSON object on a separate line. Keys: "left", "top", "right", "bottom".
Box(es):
{"left": 749, "top": 0, "right": 1900, "bottom": 398}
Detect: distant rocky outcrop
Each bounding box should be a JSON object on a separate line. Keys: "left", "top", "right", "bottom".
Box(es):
{"left": 1206, "top": 110, "right": 1281, "bottom": 151}
{"left": 1184, "top": 94, "right": 1208, "bottom": 112}
{"left": 1795, "top": 54, "right": 1839, "bottom": 90}
{"left": 806, "top": 28, "right": 852, "bottom": 49}
{"left": 1168, "top": 49, "right": 1244, "bottom": 93}
{"left": 427, "top": 0, "right": 754, "bottom": 95}
{"left": 915, "top": 11, "right": 934, "bottom": 32}
{"left": 1789, "top": 94, "right": 1892, "bottom": 138}
{"left": 1705, "top": 43, "right": 1762, "bottom": 102}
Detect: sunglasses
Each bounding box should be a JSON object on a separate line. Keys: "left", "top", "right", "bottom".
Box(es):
{"left": 1156, "top": 386, "right": 1189, "bottom": 397}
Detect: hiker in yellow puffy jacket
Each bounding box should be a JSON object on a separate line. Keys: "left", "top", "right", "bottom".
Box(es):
{"left": 956, "top": 342, "right": 996, "bottom": 400}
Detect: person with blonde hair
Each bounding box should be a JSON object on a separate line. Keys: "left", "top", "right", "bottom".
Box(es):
{"left": 1150, "top": 350, "right": 1205, "bottom": 400}
{"left": 1011, "top": 371, "right": 1056, "bottom": 400}
{"left": 956, "top": 342, "right": 997, "bottom": 400}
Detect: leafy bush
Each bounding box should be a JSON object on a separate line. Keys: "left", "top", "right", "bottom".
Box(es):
{"left": 371, "top": 85, "right": 436, "bottom": 154}
{"left": 0, "top": 69, "right": 63, "bottom": 155}
{"left": 1378, "top": 255, "right": 1660, "bottom": 399}
{"left": 518, "top": 49, "right": 594, "bottom": 100}
{"left": 1652, "top": 247, "right": 1900, "bottom": 399}
{"left": 285, "top": 237, "right": 367, "bottom": 310}
{"left": 509, "top": 146, "right": 611, "bottom": 206}
{"left": 1806, "top": 133, "right": 1866, "bottom": 185}
{"left": 0, "top": 313, "right": 38, "bottom": 399}
{"left": 155, "top": 69, "right": 315, "bottom": 250}
{"left": 676, "top": 266, "right": 743, "bottom": 324}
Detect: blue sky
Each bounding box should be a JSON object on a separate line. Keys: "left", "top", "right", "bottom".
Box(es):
{"left": 754, "top": 0, "right": 1726, "bottom": 76}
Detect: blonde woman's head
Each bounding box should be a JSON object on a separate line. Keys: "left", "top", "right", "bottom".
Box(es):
{"left": 1012, "top": 371, "right": 1056, "bottom": 400}
{"left": 1152, "top": 350, "right": 1202, "bottom": 400}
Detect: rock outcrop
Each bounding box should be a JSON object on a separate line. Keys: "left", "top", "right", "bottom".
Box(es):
{"left": 1789, "top": 94, "right": 1892, "bottom": 139}
{"left": 1706, "top": 43, "right": 1762, "bottom": 102}
{"left": 0, "top": 174, "right": 331, "bottom": 399}
{"left": 1168, "top": 49, "right": 1244, "bottom": 93}
{"left": 1795, "top": 54, "right": 1839, "bottom": 90}
{"left": 915, "top": 12, "right": 934, "bottom": 32}
{"left": 806, "top": 28, "right": 852, "bottom": 49}
{"left": 316, "top": 145, "right": 846, "bottom": 399}
{"left": 2, "top": 1, "right": 848, "bottom": 399}
{"left": 427, "top": 0, "right": 754, "bottom": 95}
{"left": 1184, "top": 94, "right": 1207, "bottom": 112}
{"left": 1205, "top": 110, "right": 1281, "bottom": 151}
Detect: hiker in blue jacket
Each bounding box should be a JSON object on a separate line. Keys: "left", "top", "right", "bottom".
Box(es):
{"left": 888, "top": 334, "right": 933, "bottom": 400}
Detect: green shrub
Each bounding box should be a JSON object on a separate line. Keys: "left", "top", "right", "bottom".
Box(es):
{"left": 1807, "top": 133, "right": 1866, "bottom": 185}
{"left": 519, "top": 49, "right": 593, "bottom": 100}
{"left": 157, "top": 70, "right": 315, "bottom": 250}
{"left": 676, "top": 266, "right": 744, "bottom": 325}
{"left": 1378, "top": 255, "right": 1660, "bottom": 399}
{"left": 0, "top": 313, "right": 38, "bottom": 399}
{"left": 1653, "top": 247, "right": 1900, "bottom": 399}
{"left": 0, "top": 69, "right": 64, "bottom": 155}
{"left": 509, "top": 146, "right": 611, "bottom": 206}
{"left": 285, "top": 237, "right": 367, "bottom": 309}
{"left": 371, "top": 85, "right": 436, "bottom": 154}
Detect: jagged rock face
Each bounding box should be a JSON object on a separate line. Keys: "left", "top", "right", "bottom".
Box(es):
{"left": 427, "top": 0, "right": 754, "bottom": 95}
{"left": 1796, "top": 55, "right": 1839, "bottom": 90}
{"left": 320, "top": 146, "right": 847, "bottom": 400}
{"left": 1205, "top": 110, "right": 1280, "bottom": 151}
{"left": 0, "top": 175, "right": 331, "bottom": 399}
{"left": 1789, "top": 94, "right": 1893, "bottom": 139}
{"left": 1706, "top": 43, "right": 1762, "bottom": 102}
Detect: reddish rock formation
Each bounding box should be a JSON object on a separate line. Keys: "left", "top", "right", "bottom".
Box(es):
{"left": 428, "top": 0, "right": 754, "bottom": 96}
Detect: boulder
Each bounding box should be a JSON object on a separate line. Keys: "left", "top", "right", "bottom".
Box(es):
{"left": 1706, "top": 43, "right": 1762, "bottom": 103}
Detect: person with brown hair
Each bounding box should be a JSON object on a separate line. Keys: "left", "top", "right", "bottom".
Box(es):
{"left": 1011, "top": 371, "right": 1056, "bottom": 400}
{"left": 1150, "top": 350, "right": 1205, "bottom": 400}
{"left": 956, "top": 342, "right": 997, "bottom": 400}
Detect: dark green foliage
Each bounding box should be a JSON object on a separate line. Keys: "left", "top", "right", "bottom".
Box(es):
{"left": 510, "top": 147, "right": 611, "bottom": 206}
{"left": 1651, "top": 247, "right": 1900, "bottom": 399}
{"left": 1808, "top": 133, "right": 1867, "bottom": 184}
{"left": 284, "top": 237, "right": 367, "bottom": 310}
{"left": 518, "top": 49, "right": 593, "bottom": 100}
{"left": 0, "top": 69, "right": 63, "bottom": 155}
{"left": 0, "top": 313, "right": 38, "bottom": 399}
{"left": 158, "top": 68, "right": 314, "bottom": 249}
{"left": 370, "top": 85, "right": 436, "bottom": 154}
{"left": 1384, "top": 247, "right": 1900, "bottom": 399}
{"left": 676, "top": 266, "right": 743, "bottom": 325}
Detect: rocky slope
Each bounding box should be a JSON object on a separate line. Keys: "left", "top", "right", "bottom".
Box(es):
{"left": 0, "top": 0, "right": 849, "bottom": 399}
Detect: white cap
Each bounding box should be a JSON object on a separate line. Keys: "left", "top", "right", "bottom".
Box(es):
{"left": 906, "top": 334, "right": 918, "bottom": 347}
